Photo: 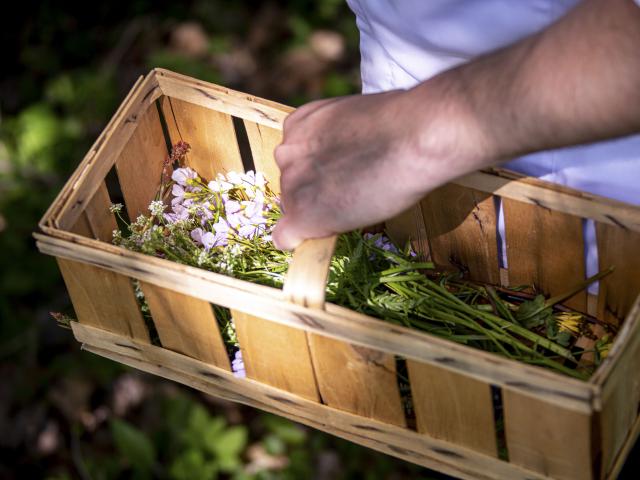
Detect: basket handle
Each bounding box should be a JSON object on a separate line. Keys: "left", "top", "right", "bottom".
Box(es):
{"left": 282, "top": 235, "right": 337, "bottom": 310}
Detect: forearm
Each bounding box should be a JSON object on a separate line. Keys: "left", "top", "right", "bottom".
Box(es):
{"left": 411, "top": 0, "right": 640, "bottom": 184}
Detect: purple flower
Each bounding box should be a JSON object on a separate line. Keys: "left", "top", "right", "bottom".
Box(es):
{"left": 231, "top": 349, "right": 246, "bottom": 378}
{"left": 190, "top": 228, "right": 215, "bottom": 251}
{"left": 163, "top": 204, "right": 189, "bottom": 223}
{"left": 364, "top": 233, "right": 399, "bottom": 254}
{"left": 191, "top": 226, "right": 228, "bottom": 250}
{"left": 213, "top": 219, "right": 230, "bottom": 235}
{"left": 224, "top": 200, "right": 241, "bottom": 215}
{"left": 198, "top": 201, "right": 216, "bottom": 222}
{"left": 171, "top": 184, "right": 192, "bottom": 207}
{"left": 171, "top": 167, "right": 198, "bottom": 186}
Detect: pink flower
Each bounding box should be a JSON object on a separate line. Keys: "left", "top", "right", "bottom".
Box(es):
{"left": 191, "top": 227, "right": 227, "bottom": 250}
{"left": 171, "top": 184, "right": 188, "bottom": 206}
{"left": 164, "top": 204, "right": 189, "bottom": 223}
{"left": 171, "top": 167, "right": 198, "bottom": 186}
{"left": 224, "top": 200, "right": 241, "bottom": 215}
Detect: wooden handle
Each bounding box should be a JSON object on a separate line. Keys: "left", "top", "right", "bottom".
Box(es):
{"left": 283, "top": 236, "right": 337, "bottom": 310}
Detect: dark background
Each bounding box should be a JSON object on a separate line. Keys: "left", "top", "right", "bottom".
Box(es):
{"left": 0, "top": 1, "right": 636, "bottom": 479}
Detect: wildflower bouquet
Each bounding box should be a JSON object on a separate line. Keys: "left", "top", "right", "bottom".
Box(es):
{"left": 112, "top": 142, "right": 614, "bottom": 380}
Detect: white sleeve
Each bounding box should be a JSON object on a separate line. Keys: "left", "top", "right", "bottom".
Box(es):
{"left": 635, "top": 0, "right": 640, "bottom": 7}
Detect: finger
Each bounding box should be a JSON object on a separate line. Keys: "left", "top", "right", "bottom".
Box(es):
{"left": 272, "top": 216, "right": 306, "bottom": 251}
{"left": 274, "top": 143, "right": 304, "bottom": 170}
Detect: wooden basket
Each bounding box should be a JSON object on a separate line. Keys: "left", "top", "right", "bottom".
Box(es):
{"left": 35, "top": 69, "right": 640, "bottom": 480}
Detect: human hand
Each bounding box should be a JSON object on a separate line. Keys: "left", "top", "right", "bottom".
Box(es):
{"left": 272, "top": 85, "right": 491, "bottom": 250}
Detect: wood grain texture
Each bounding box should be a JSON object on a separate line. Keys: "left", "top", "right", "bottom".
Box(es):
{"left": 70, "top": 212, "right": 93, "bottom": 238}
{"left": 57, "top": 258, "right": 149, "bottom": 342}
{"left": 503, "top": 389, "right": 595, "bottom": 480}
{"left": 455, "top": 169, "right": 640, "bottom": 233}
{"left": 41, "top": 74, "right": 146, "bottom": 230}
{"left": 69, "top": 181, "right": 117, "bottom": 241}
{"left": 139, "top": 282, "right": 230, "bottom": 370}
{"left": 155, "top": 68, "right": 292, "bottom": 129}
{"left": 407, "top": 360, "right": 497, "bottom": 457}
{"left": 596, "top": 223, "right": 640, "bottom": 323}
{"left": 309, "top": 336, "right": 406, "bottom": 426}
{"left": 503, "top": 199, "right": 586, "bottom": 312}
{"left": 243, "top": 120, "right": 283, "bottom": 194}
{"left": 385, "top": 204, "right": 431, "bottom": 261}
{"left": 72, "top": 322, "right": 557, "bottom": 480}
{"left": 84, "top": 181, "right": 118, "bottom": 242}
{"left": 606, "top": 413, "right": 640, "bottom": 480}
{"left": 421, "top": 184, "right": 500, "bottom": 284}
{"left": 283, "top": 236, "right": 336, "bottom": 310}
{"left": 161, "top": 97, "right": 243, "bottom": 181}
{"left": 282, "top": 235, "right": 406, "bottom": 425}
{"left": 233, "top": 311, "right": 320, "bottom": 401}
{"left": 115, "top": 105, "right": 167, "bottom": 221}
{"left": 596, "top": 297, "right": 640, "bottom": 476}
{"left": 35, "top": 230, "right": 599, "bottom": 414}
{"left": 54, "top": 73, "right": 162, "bottom": 231}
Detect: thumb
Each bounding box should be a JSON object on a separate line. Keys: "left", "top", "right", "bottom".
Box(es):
{"left": 272, "top": 216, "right": 305, "bottom": 251}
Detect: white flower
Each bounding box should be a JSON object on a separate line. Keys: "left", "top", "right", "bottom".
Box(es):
{"left": 227, "top": 171, "right": 243, "bottom": 186}
{"left": 148, "top": 200, "right": 166, "bottom": 216}
{"left": 197, "top": 251, "right": 208, "bottom": 266}
{"left": 109, "top": 203, "right": 123, "bottom": 214}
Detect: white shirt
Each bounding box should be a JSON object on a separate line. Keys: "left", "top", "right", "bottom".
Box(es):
{"left": 347, "top": 0, "right": 640, "bottom": 206}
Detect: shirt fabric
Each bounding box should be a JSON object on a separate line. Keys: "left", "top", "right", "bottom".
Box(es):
{"left": 346, "top": 0, "right": 640, "bottom": 287}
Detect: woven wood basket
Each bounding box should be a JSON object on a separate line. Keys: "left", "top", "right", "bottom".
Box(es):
{"left": 35, "top": 69, "right": 640, "bottom": 480}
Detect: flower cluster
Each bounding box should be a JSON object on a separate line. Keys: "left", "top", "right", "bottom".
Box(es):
{"left": 165, "top": 166, "right": 273, "bottom": 251}
{"left": 113, "top": 159, "right": 283, "bottom": 287}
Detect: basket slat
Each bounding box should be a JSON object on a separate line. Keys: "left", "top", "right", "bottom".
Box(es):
{"left": 115, "top": 105, "right": 168, "bottom": 220}
{"left": 596, "top": 296, "right": 640, "bottom": 475}
{"left": 503, "top": 389, "right": 595, "bottom": 480}
{"left": 385, "top": 204, "right": 431, "bottom": 260}
{"left": 70, "top": 181, "right": 117, "bottom": 241}
{"left": 139, "top": 283, "right": 231, "bottom": 371}
{"left": 84, "top": 182, "right": 119, "bottom": 242}
{"left": 308, "top": 336, "right": 406, "bottom": 426}
{"left": 162, "top": 97, "right": 244, "bottom": 179}
{"left": 61, "top": 178, "right": 148, "bottom": 341}
{"left": 243, "top": 120, "right": 283, "bottom": 194}
{"left": 596, "top": 224, "right": 640, "bottom": 324}
{"left": 422, "top": 184, "right": 500, "bottom": 284}
{"left": 71, "top": 212, "right": 94, "bottom": 238}
{"left": 233, "top": 312, "right": 321, "bottom": 401}
{"left": 503, "top": 199, "right": 587, "bottom": 311}
{"left": 407, "top": 361, "right": 498, "bottom": 457}
{"left": 58, "top": 258, "right": 150, "bottom": 342}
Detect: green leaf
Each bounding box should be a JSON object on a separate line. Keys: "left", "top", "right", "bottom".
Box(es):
{"left": 515, "top": 295, "right": 552, "bottom": 328}
{"left": 262, "top": 416, "right": 306, "bottom": 445}
{"left": 205, "top": 425, "right": 248, "bottom": 468}
{"left": 555, "top": 330, "right": 573, "bottom": 347}
{"left": 110, "top": 419, "right": 155, "bottom": 473}
{"left": 263, "top": 433, "right": 286, "bottom": 456}
{"left": 170, "top": 449, "right": 217, "bottom": 480}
